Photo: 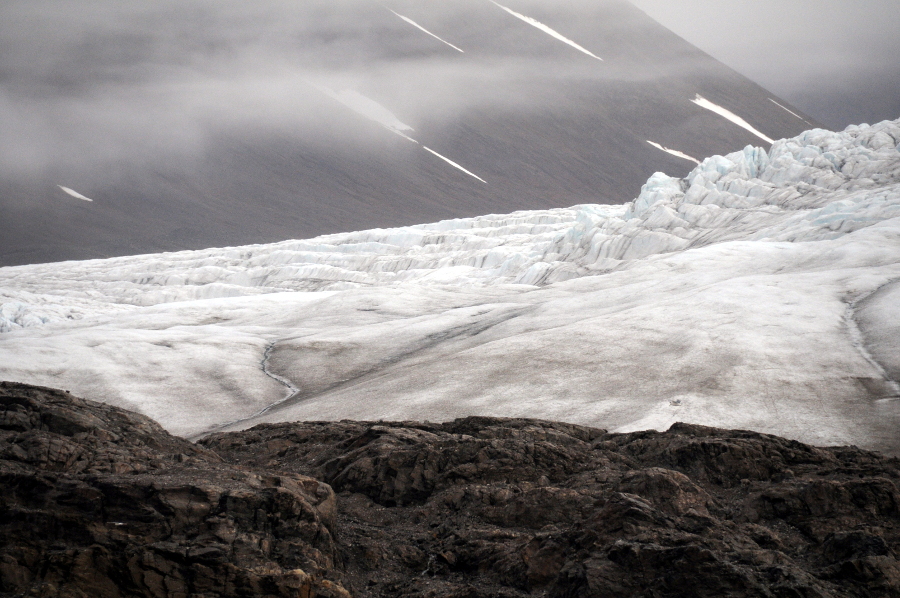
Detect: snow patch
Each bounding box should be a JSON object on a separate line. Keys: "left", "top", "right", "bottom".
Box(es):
{"left": 58, "top": 186, "right": 94, "bottom": 202}
{"left": 389, "top": 9, "right": 464, "bottom": 53}
{"left": 310, "top": 82, "right": 417, "bottom": 141}
{"left": 489, "top": 0, "right": 603, "bottom": 61}
{"left": 768, "top": 98, "right": 811, "bottom": 125}
{"left": 692, "top": 94, "right": 775, "bottom": 144}
{"left": 646, "top": 140, "right": 700, "bottom": 164}
{"left": 422, "top": 146, "right": 488, "bottom": 184}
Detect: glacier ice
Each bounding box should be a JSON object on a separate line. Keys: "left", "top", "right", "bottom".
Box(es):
{"left": 1, "top": 119, "right": 899, "bottom": 453}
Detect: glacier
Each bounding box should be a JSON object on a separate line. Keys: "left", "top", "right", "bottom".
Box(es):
{"left": 1, "top": 119, "right": 899, "bottom": 453}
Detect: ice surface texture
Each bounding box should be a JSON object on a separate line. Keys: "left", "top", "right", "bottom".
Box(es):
{"left": 1, "top": 120, "right": 899, "bottom": 452}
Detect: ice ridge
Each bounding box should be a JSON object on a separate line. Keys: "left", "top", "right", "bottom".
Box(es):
{"left": 1, "top": 119, "right": 899, "bottom": 335}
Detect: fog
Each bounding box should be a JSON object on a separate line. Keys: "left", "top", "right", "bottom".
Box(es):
{"left": 3, "top": 0, "right": 895, "bottom": 185}
{"left": 630, "top": 0, "right": 900, "bottom": 129}
{"left": 0, "top": 0, "right": 848, "bottom": 265}
{"left": 0, "top": 0, "right": 688, "bottom": 187}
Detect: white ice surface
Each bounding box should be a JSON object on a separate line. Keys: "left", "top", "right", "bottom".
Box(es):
{"left": 855, "top": 280, "right": 900, "bottom": 385}
{"left": 2, "top": 120, "right": 900, "bottom": 452}
{"left": 489, "top": 1, "right": 603, "bottom": 61}
{"left": 692, "top": 94, "right": 775, "bottom": 144}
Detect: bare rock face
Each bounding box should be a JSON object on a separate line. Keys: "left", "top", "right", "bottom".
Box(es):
{"left": 205, "top": 420, "right": 900, "bottom": 597}
{"left": 0, "top": 381, "right": 347, "bottom": 598}
{"left": 3, "top": 382, "right": 900, "bottom": 597}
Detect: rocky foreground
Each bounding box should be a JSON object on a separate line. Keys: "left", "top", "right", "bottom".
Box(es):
{"left": 1, "top": 382, "right": 899, "bottom": 597}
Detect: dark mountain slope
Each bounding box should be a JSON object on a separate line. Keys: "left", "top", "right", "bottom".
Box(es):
{"left": 0, "top": 0, "right": 818, "bottom": 266}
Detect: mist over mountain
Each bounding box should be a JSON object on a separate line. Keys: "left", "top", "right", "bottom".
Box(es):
{"left": 630, "top": 0, "right": 900, "bottom": 131}
{"left": 0, "top": 0, "right": 816, "bottom": 266}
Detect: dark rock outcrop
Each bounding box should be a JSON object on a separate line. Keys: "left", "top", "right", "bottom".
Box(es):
{"left": 3, "top": 382, "right": 900, "bottom": 597}
{"left": 0, "top": 381, "right": 347, "bottom": 598}
{"left": 205, "top": 420, "right": 900, "bottom": 597}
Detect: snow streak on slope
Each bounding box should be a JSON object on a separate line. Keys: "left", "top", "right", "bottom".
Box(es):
{"left": 389, "top": 9, "right": 464, "bottom": 52}
{"left": 488, "top": 1, "right": 603, "bottom": 61}
{"left": 692, "top": 94, "right": 775, "bottom": 144}
{"left": 2, "top": 120, "right": 900, "bottom": 453}
{"left": 646, "top": 140, "right": 700, "bottom": 164}
{"left": 311, "top": 83, "right": 417, "bottom": 141}
{"left": 768, "top": 98, "right": 811, "bottom": 125}
{"left": 423, "top": 146, "right": 488, "bottom": 183}
{"left": 58, "top": 186, "right": 93, "bottom": 202}
{"left": 310, "top": 82, "right": 486, "bottom": 182}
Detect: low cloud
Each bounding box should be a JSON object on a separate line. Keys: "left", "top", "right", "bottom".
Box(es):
{"left": 4, "top": 0, "right": 891, "bottom": 203}
{"left": 0, "top": 0, "right": 705, "bottom": 188}
{"left": 630, "top": 0, "right": 900, "bottom": 128}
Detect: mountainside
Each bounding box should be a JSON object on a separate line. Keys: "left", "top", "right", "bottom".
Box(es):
{"left": 0, "top": 0, "right": 817, "bottom": 266}
{"left": 1, "top": 119, "right": 898, "bottom": 455}
{"left": 2, "top": 382, "right": 899, "bottom": 597}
